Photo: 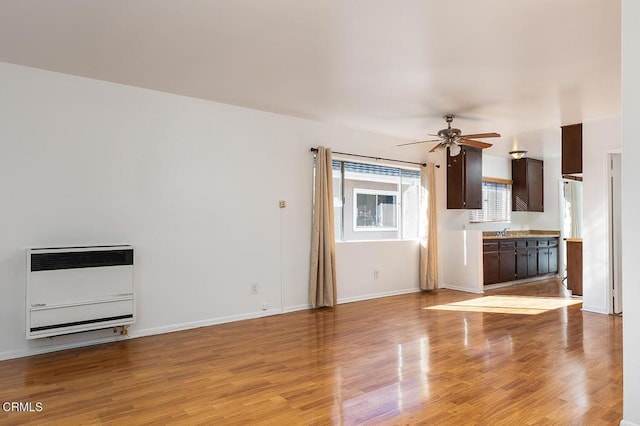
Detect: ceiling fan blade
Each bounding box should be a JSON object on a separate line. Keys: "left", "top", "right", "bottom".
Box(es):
{"left": 397, "top": 139, "right": 441, "bottom": 147}
{"left": 460, "top": 132, "right": 501, "bottom": 139}
{"left": 459, "top": 139, "right": 493, "bottom": 149}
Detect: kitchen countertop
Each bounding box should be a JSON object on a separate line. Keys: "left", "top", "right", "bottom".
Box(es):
{"left": 482, "top": 230, "right": 561, "bottom": 240}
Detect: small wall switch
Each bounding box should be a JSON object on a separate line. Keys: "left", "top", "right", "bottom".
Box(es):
{"left": 279, "top": 200, "right": 286, "bottom": 208}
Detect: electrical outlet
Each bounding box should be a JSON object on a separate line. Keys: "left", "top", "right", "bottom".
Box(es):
{"left": 250, "top": 283, "right": 258, "bottom": 294}
{"left": 262, "top": 302, "right": 268, "bottom": 311}
{"left": 279, "top": 200, "right": 286, "bottom": 208}
{"left": 374, "top": 271, "right": 379, "bottom": 279}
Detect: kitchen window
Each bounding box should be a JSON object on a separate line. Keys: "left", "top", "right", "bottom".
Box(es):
{"left": 469, "top": 179, "right": 512, "bottom": 223}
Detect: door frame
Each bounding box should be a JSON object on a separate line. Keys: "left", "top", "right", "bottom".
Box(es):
{"left": 608, "top": 151, "right": 623, "bottom": 314}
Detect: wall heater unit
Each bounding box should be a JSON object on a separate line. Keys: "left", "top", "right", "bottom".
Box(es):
{"left": 26, "top": 245, "right": 134, "bottom": 339}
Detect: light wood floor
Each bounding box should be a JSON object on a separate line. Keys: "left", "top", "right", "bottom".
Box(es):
{"left": 0, "top": 279, "right": 622, "bottom": 425}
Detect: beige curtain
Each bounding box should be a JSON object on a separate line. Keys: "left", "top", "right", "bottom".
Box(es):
{"left": 419, "top": 163, "right": 439, "bottom": 290}
{"left": 310, "top": 147, "right": 337, "bottom": 307}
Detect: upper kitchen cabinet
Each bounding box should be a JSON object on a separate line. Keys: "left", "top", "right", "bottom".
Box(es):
{"left": 512, "top": 158, "right": 544, "bottom": 212}
{"left": 562, "top": 123, "right": 582, "bottom": 176}
{"left": 447, "top": 145, "right": 482, "bottom": 209}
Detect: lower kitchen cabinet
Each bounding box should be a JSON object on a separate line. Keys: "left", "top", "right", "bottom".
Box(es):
{"left": 538, "top": 239, "right": 550, "bottom": 274}
{"left": 499, "top": 240, "right": 516, "bottom": 282}
{"left": 483, "top": 241, "right": 500, "bottom": 285}
{"left": 515, "top": 240, "right": 529, "bottom": 279}
{"left": 548, "top": 245, "right": 558, "bottom": 274}
{"left": 526, "top": 240, "right": 538, "bottom": 278}
{"left": 484, "top": 237, "right": 559, "bottom": 285}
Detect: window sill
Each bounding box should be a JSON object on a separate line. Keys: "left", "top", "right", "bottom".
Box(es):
{"left": 336, "top": 239, "right": 419, "bottom": 244}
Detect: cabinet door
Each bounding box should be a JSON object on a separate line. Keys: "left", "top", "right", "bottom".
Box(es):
{"left": 464, "top": 146, "right": 483, "bottom": 209}
{"left": 447, "top": 145, "right": 482, "bottom": 209}
{"left": 516, "top": 248, "right": 528, "bottom": 279}
{"left": 538, "top": 247, "right": 550, "bottom": 274}
{"left": 483, "top": 251, "right": 500, "bottom": 285}
{"left": 512, "top": 158, "right": 544, "bottom": 212}
{"left": 548, "top": 246, "right": 558, "bottom": 274}
{"left": 499, "top": 250, "right": 516, "bottom": 282}
{"left": 528, "top": 159, "right": 544, "bottom": 212}
{"left": 562, "top": 123, "right": 582, "bottom": 175}
{"left": 527, "top": 247, "right": 538, "bottom": 277}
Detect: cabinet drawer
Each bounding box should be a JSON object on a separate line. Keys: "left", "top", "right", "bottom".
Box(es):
{"left": 527, "top": 239, "right": 538, "bottom": 247}
{"left": 548, "top": 238, "right": 559, "bottom": 247}
{"left": 499, "top": 240, "right": 515, "bottom": 250}
{"left": 538, "top": 239, "right": 549, "bottom": 247}
{"left": 483, "top": 242, "right": 499, "bottom": 252}
{"left": 515, "top": 239, "right": 527, "bottom": 248}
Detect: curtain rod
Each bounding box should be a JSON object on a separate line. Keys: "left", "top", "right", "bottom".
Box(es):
{"left": 309, "top": 147, "right": 438, "bottom": 168}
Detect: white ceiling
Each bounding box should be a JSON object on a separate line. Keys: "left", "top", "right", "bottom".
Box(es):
{"left": 0, "top": 1, "right": 621, "bottom": 158}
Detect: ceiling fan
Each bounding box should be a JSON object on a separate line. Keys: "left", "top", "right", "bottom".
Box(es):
{"left": 398, "top": 114, "right": 500, "bottom": 156}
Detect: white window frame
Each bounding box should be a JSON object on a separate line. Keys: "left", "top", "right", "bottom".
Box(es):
{"left": 353, "top": 188, "right": 399, "bottom": 232}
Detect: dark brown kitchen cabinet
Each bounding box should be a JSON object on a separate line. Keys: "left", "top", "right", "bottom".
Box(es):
{"left": 526, "top": 240, "right": 538, "bottom": 277}
{"left": 483, "top": 241, "right": 500, "bottom": 285}
{"left": 539, "top": 238, "right": 558, "bottom": 275}
{"left": 515, "top": 239, "right": 529, "bottom": 279}
{"left": 484, "top": 239, "right": 516, "bottom": 285}
{"left": 499, "top": 240, "right": 516, "bottom": 282}
{"left": 447, "top": 145, "right": 482, "bottom": 209}
{"left": 562, "top": 123, "right": 582, "bottom": 175}
{"left": 548, "top": 245, "right": 559, "bottom": 274}
{"left": 484, "top": 237, "right": 559, "bottom": 285}
{"left": 538, "top": 239, "right": 550, "bottom": 274}
{"left": 512, "top": 158, "right": 544, "bottom": 212}
{"left": 566, "top": 239, "right": 583, "bottom": 295}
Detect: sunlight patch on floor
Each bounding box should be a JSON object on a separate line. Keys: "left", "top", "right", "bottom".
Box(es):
{"left": 425, "top": 295, "right": 582, "bottom": 315}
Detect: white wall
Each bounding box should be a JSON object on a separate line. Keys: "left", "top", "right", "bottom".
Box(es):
{"left": 622, "top": 1, "right": 640, "bottom": 424}
{"left": 439, "top": 230, "right": 483, "bottom": 293}
{"left": 336, "top": 240, "right": 419, "bottom": 302}
{"left": 0, "top": 62, "right": 421, "bottom": 360}
{"left": 581, "top": 115, "right": 622, "bottom": 314}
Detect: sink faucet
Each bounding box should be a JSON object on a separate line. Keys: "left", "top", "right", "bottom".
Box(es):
{"left": 496, "top": 227, "right": 510, "bottom": 237}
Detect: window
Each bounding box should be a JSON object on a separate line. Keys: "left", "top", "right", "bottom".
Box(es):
{"left": 329, "top": 160, "right": 420, "bottom": 241}
{"left": 353, "top": 189, "right": 398, "bottom": 231}
{"left": 469, "top": 180, "right": 512, "bottom": 223}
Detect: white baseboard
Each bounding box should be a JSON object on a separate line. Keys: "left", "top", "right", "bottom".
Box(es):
{"left": 440, "top": 284, "right": 484, "bottom": 294}
{"left": 282, "top": 303, "right": 311, "bottom": 313}
{"left": 620, "top": 420, "right": 640, "bottom": 426}
{"left": 581, "top": 304, "right": 609, "bottom": 314}
{"left": 128, "top": 307, "right": 292, "bottom": 339}
{"left": 337, "top": 287, "right": 420, "bottom": 305}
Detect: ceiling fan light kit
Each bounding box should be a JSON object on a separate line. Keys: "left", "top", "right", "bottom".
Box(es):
{"left": 397, "top": 114, "right": 501, "bottom": 154}
{"left": 449, "top": 143, "right": 462, "bottom": 157}
{"left": 509, "top": 150, "right": 528, "bottom": 159}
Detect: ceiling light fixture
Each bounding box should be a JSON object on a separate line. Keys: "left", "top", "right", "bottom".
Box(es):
{"left": 509, "top": 150, "right": 527, "bottom": 160}
{"left": 449, "top": 143, "right": 462, "bottom": 157}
